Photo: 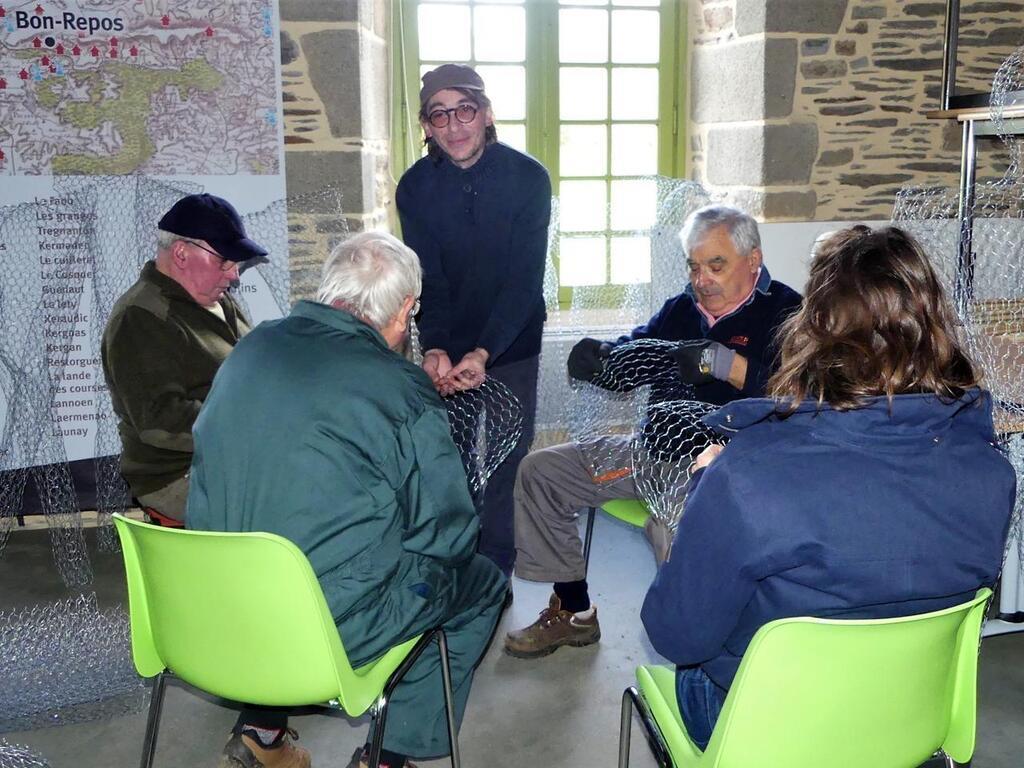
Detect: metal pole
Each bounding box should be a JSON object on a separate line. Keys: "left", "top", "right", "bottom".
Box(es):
{"left": 140, "top": 672, "right": 168, "bottom": 768}
{"left": 940, "top": 0, "right": 961, "bottom": 109}
{"left": 437, "top": 631, "right": 461, "bottom": 768}
{"left": 956, "top": 119, "right": 977, "bottom": 317}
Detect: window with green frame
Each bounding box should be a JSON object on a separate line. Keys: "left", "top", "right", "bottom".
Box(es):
{"left": 392, "top": 0, "right": 687, "bottom": 308}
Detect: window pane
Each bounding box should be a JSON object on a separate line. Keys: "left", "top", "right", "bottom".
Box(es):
{"left": 499, "top": 123, "right": 527, "bottom": 153}
{"left": 559, "top": 180, "right": 607, "bottom": 232}
{"left": 474, "top": 5, "right": 525, "bottom": 62}
{"left": 610, "top": 178, "right": 656, "bottom": 230}
{"left": 560, "top": 67, "right": 608, "bottom": 120}
{"left": 559, "top": 9, "right": 608, "bottom": 63}
{"left": 418, "top": 5, "right": 471, "bottom": 61}
{"left": 611, "top": 68, "right": 659, "bottom": 119}
{"left": 561, "top": 125, "right": 607, "bottom": 176}
{"left": 612, "top": 0, "right": 660, "bottom": 8}
{"left": 611, "top": 236, "right": 651, "bottom": 284}
{"left": 477, "top": 65, "right": 525, "bottom": 119}
{"left": 562, "top": 0, "right": 609, "bottom": 5}
{"left": 560, "top": 237, "right": 607, "bottom": 286}
{"left": 612, "top": 10, "right": 660, "bottom": 63}
{"left": 611, "top": 123, "right": 657, "bottom": 175}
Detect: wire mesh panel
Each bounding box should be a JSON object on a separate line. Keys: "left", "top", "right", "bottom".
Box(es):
{"left": 0, "top": 593, "right": 145, "bottom": 734}
{"left": 0, "top": 741, "right": 51, "bottom": 768}
{"left": 443, "top": 377, "right": 524, "bottom": 502}
{"left": 632, "top": 400, "right": 727, "bottom": 532}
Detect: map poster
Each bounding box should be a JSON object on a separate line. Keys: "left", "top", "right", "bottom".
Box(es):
{"left": 0, "top": 0, "right": 287, "bottom": 472}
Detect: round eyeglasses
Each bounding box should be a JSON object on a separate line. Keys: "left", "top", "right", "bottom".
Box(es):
{"left": 186, "top": 240, "right": 237, "bottom": 272}
{"left": 427, "top": 104, "right": 478, "bottom": 129}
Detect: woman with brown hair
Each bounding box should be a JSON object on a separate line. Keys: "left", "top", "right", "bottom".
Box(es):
{"left": 641, "top": 225, "right": 1015, "bottom": 750}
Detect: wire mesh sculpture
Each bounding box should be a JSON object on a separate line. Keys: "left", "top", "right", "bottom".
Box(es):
{"left": 443, "top": 377, "right": 524, "bottom": 502}
{"left": 632, "top": 400, "right": 728, "bottom": 532}
{"left": 0, "top": 593, "right": 145, "bottom": 734}
{"left": 0, "top": 741, "right": 51, "bottom": 768}
{"left": 892, "top": 46, "right": 1024, "bottom": 579}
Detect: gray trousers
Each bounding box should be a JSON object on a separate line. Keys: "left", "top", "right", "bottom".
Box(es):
{"left": 513, "top": 436, "right": 638, "bottom": 583}
{"left": 137, "top": 475, "right": 189, "bottom": 522}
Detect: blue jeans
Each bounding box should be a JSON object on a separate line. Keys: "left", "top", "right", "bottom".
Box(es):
{"left": 675, "top": 666, "right": 726, "bottom": 751}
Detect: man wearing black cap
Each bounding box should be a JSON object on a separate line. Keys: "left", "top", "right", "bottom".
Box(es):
{"left": 101, "top": 193, "right": 267, "bottom": 522}
{"left": 396, "top": 63, "right": 552, "bottom": 578}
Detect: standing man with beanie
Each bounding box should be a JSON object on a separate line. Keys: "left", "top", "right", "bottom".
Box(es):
{"left": 101, "top": 193, "right": 267, "bottom": 522}
{"left": 396, "top": 63, "right": 552, "bottom": 578}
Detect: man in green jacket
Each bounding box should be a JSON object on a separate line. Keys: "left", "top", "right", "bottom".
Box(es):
{"left": 102, "top": 193, "right": 267, "bottom": 522}
{"left": 188, "top": 232, "right": 507, "bottom": 768}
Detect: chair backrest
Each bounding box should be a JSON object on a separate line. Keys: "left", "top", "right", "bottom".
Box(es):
{"left": 114, "top": 514, "right": 363, "bottom": 709}
{"left": 703, "top": 589, "right": 991, "bottom": 768}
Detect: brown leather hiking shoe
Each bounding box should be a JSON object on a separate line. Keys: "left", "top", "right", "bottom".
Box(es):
{"left": 504, "top": 593, "right": 600, "bottom": 658}
{"left": 218, "top": 730, "right": 311, "bottom": 768}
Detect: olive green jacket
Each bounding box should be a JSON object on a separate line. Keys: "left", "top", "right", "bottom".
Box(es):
{"left": 186, "top": 301, "right": 480, "bottom": 666}
{"left": 101, "top": 261, "right": 249, "bottom": 495}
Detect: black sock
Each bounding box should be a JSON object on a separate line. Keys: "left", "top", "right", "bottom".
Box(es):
{"left": 554, "top": 579, "right": 590, "bottom": 613}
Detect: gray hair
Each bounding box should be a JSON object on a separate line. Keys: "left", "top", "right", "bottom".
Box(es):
{"left": 155, "top": 229, "right": 183, "bottom": 251}
{"left": 316, "top": 232, "right": 422, "bottom": 329}
{"left": 679, "top": 205, "right": 762, "bottom": 259}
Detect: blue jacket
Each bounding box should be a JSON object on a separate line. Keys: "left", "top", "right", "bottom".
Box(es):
{"left": 642, "top": 389, "right": 1015, "bottom": 691}
{"left": 396, "top": 142, "right": 552, "bottom": 367}
{"left": 617, "top": 268, "right": 801, "bottom": 404}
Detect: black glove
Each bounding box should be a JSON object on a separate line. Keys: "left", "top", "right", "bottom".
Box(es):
{"left": 567, "top": 337, "right": 612, "bottom": 382}
{"left": 668, "top": 340, "right": 736, "bottom": 385}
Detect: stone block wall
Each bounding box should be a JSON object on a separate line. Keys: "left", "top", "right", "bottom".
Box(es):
{"left": 690, "top": 0, "right": 1023, "bottom": 222}
{"left": 278, "top": 0, "right": 389, "bottom": 300}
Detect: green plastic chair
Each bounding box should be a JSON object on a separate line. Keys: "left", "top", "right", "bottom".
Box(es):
{"left": 113, "top": 513, "right": 460, "bottom": 768}
{"left": 619, "top": 588, "right": 992, "bottom": 768}
{"left": 583, "top": 499, "right": 650, "bottom": 571}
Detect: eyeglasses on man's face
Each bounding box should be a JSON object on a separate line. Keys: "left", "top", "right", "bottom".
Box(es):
{"left": 186, "top": 240, "right": 237, "bottom": 272}
{"left": 427, "top": 104, "right": 478, "bottom": 129}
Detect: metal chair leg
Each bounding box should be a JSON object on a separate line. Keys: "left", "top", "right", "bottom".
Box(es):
{"left": 140, "top": 672, "right": 168, "bottom": 768}
{"left": 619, "top": 686, "right": 635, "bottom": 768}
{"left": 437, "top": 630, "right": 461, "bottom": 768}
{"left": 583, "top": 507, "right": 597, "bottom": 572}
{"left": 367, "top": 697, "right": 389, "bottom": 768}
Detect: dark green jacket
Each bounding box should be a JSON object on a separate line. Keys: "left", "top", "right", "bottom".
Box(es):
{"left": 186, "top": 301, "right": 480, "bottom": 666}
{"left": 101, "top": 261, "right": 249, "bottom": 495}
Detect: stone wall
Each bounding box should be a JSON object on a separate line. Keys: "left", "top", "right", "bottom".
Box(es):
{"left": 690, "top": 0, "right": 1024, "bottom": 222}
{"left": 278, "top": 0, "right": 389, "bottom": 299}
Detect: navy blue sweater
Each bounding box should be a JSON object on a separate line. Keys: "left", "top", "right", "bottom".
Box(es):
{"left": 396, "top": 142, "right": 552, "bottom": 367}
{"left": 615, "top": 269, "right": 802, "bottom": 405}
{"left": 642, "top": 390, "right": 1015, "bottom": 692}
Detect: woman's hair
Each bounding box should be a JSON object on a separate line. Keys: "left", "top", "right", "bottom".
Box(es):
{"left": 420, "top": 87, "right": 498, "bottom": 162}
{"left": 768, "top": 225, "right": 978, "bottom": 411}
{"left": 315, "top": 232, "right": 422, "bottom": 329}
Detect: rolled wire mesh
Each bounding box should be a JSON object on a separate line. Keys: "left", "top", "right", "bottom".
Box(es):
{"left": 632, "top": 400, "right": 727, "bottom": 532}
{"left": 443, "top": 377, "right": 524, "bottom": 502}
{"left": 0, "top": 593, "right": 145, "bottom": 733}
{"left": 0, "top": 198, "right": 91, "bottom": 586}
{"left": 0, "top": 741, "right": 51, "bottom": 768}
{"left": 568, "top": 338, "right": 695, "bottom": 480}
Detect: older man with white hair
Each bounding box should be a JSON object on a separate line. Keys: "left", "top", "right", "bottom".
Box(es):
{"left": 188, "top": 231, "right": 507, "bottom": 768}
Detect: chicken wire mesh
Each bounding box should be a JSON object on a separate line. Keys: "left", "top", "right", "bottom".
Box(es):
{"left": 0, "top": 593, "right": 145, "bottom": 734}
{"left": 632, "top": 400, "right": 728, "bottom": 532}
{"left": 443, "top": 377, "right": 524, "bottom": 502}
{"left": 0, "top": 741, "right": 50, "bottom": 768}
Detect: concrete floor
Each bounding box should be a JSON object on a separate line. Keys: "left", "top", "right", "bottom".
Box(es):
{"left": 2, "top": 515, "right": 1023, "bottom": 768}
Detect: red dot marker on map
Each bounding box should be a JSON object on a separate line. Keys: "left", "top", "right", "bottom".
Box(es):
{"left": 72, "top": 44, "right": 81, "bottom": 55}
{"left": 18, "top": 68, "right": 28, "bottom": 80}
{"left": 129, "top": 45, "right": 138, "bottom": 57}
{"left": 0, "top": 149, "right": 6, "bottom": 162}
{"left": 90, "top": 45, "right": 99, "bottom": 57}
{"left": 33, "top": 37, "right": 42, "bottom": 48}
{"left": 161, "top": 14, "right": 170, "bottom": 27}
{"left": 205, "top": 26, "right": 214, "bottom": 37}
{"left": 34, "top": 4, "right": 43, "bottom": 14}
{"left": 0, "top": 78, "right": 6, "bottom": 89}
{"left": 55, "top": 43, "right": 64, "bottom": 54}
{"left": 110, "top": 36, "right": 118, "bottom": 46}
{"left": 109, "top": 47, "right": 117, "bottom": 58}
{"left": 49, "top": 64, "right": 55, "bottom": 72}
{"left": 0, "top": 7, "right": 6, "bottom": 18}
